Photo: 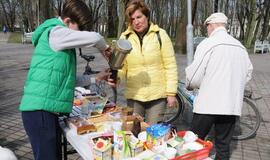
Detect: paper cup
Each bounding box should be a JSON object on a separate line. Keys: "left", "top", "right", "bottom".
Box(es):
{"left": 164, "top": 147, "right": 177, "bottom": 159}
{"left": 112, "top": 122, "right": 122, "bottom": 131}
{"left": 138, "top": 131, "right": 147, "bottom": 142}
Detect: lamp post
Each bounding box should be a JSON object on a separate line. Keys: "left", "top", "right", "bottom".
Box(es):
{"left": 186, "top": 0, "right": 194, "bottom": 65}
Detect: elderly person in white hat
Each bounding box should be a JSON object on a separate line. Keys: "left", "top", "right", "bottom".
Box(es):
{"left": 185, "top": 12, "right": 253, "bottom": 160}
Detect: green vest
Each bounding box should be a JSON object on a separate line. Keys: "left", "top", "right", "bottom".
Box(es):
{"left": 19, "top": 18, "right": 76, "bottom": 113}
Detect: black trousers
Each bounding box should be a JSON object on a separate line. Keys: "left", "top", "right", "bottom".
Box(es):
{"left": 22, "top": 111, "right": 62, "bottom": 160}
{"left": 190, "top": 113, "right": 236, "bottom": 160}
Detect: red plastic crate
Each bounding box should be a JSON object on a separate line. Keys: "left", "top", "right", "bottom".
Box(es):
{"left": 171, "top": 131, "right": 213, "bottom": 160}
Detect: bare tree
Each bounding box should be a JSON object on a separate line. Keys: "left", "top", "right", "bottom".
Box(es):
{"left": 193, "top": 0, "right": 211, "bottom": 36}
{"left": 0, "top": 0, "right": 18, "bottom": 31}
{"left": 236, "top": 0, "right": 247, "bottom": 41}
{"left": 175, "top": 0, "right": 187, "bottom": 54}
{"left": 2, "top": 0, "right": 267, "bottom": 50}
{"left": 214, "top": 0, "right": 219, "bottom": 12}
{"left": 39, "top": 0, "right": 54, "bottom": 23}
{"left": 53, "top": 0, "right": 64, "bottom": 16}
{"left": 174, "top": 0, "right": 198, "bottom": 54}
{"left": 17, "top": 0, "right": 36, "bottom": 32}
{"left": 228, "top": 0, "right": 237, "bottom": 36}
{"left": 87, "top": 0, "right": 104, "bottom": 31}
{"left": 192, "top": 0, "right": 198, "bottom": 24}
{"left": 260, "top": 0, "right": 270, "bottom": 41}
{"left": 169, "top": 0, "right": 176, "bottom": 37}
{"left": 243, "top": 0, "right": 257, "bottom": 48}
{"left": 107, "top": 0, "right": 118, "bottom": 37}
{"left": 117, "top": 0, "right": 129, "bottom": 37}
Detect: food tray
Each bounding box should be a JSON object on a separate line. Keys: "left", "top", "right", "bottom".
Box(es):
{"left": 172, "top": 131, "right": 213, "bottom": 160}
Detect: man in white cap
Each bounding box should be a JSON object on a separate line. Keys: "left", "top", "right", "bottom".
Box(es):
{"left": 185, "top": 12, "right": 253, "bottom": 160}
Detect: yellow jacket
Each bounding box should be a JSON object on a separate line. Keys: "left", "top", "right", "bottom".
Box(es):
{"left": 118, "top": 23, "right": 178, "bottom": 102}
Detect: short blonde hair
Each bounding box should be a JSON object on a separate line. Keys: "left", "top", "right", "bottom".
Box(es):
{"left": 125, "top": 0, "right": 150, "bottom": 25}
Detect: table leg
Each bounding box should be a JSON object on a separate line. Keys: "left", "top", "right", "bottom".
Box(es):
{"left": 63, "top": 134, "right": 68, "bottom": 160}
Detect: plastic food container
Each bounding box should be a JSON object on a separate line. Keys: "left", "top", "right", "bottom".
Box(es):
{"left": 172, "top": 131, "right": 213, "bottom": 160}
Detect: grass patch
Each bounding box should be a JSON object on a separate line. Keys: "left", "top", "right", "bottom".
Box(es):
{"left": 8, "top": 32, "right": 22, "bottom": 43}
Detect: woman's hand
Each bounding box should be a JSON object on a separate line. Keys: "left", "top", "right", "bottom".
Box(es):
{"left": 167, "top": 96, "right": 177, "bottom": 107}
{"left": 107, "top": 78, "right": 117, "bottom": 87}
{"left": 101, "top": 45, "right": 113, "bottom": 61}
{"left": 95, "top": 69, "right": 111, "bottom": 82}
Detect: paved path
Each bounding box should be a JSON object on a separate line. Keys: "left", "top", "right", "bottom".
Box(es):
{"left": 0, "top": 42, "right": 269, "bottom": 160}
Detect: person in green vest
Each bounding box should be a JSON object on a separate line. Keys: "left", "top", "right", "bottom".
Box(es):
{"left": 19, "top": 0, "right": 111, "bottom": 159}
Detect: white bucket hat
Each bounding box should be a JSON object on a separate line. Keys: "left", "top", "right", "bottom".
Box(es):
{"left": 204, "top": 12, "right": 228, "bottom": 25}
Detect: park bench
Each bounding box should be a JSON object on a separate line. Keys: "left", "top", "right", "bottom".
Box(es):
{"left": 22, "top": 32, "right": 33, "bottom": 44}
{"left": 254, "top": 40, "right": 269, "bottom": 54}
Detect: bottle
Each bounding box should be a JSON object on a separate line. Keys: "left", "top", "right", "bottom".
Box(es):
{"left": 80, "top": 98, "right": 90, "bottom": 117}
{"left": 182, "top": 88, "right": 195, "bottom": 104}
{"left": 132, "top": 117, "right": 141, "bottom": 137}
{"left": 89, "top": 77, "right": 98, "bottom": 95}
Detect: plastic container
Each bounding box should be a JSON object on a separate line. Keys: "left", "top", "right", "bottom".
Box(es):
{"left": 172, "top": 131, "right": 213, "bottom": 160}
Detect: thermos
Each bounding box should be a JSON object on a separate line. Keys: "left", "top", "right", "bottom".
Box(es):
{"left": 109, "top": 39, "right": 132, "bottom": 83}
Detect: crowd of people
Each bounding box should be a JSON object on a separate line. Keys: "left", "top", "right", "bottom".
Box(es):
{"left": 0, "top": 0, "right": 252, "bottom": 160}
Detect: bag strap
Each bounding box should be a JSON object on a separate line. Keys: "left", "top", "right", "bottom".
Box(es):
{"left": 125, "top": 31, "right": 162, "bottom": 49}
{"left": 156, "top": 31, "right": 162, "bottom": 49}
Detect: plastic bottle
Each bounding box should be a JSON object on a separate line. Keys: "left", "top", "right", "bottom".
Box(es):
{"left": 182, "top": 88, "right": 195, "bottom": 103}
{"left": 80, "top": 98, "right": 90, "bottom": 117}
{"left": 88, "top": 77, "right": 98, "bottom": 95}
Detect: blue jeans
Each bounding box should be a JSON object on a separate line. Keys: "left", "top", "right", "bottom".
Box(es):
{"left": 22, "top": 111, "right": 62, "bottom": 160}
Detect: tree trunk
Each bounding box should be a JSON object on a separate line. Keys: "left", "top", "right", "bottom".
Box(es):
{"left": 251, "top": 16, "right": 261, "bottom": 45}
{"left": 228, "top": 0, "right": 236, "bottom": 36}
{"left": 55, "top": 0, "right": 63, "bottom": 16}
{"left": 107, "top": 0, "right": 118, "bottom": 37}
{"left": 192, "top": 0, "right": 198, "bottom": 25}
{"left": 224, "top": 0, "right": 229, "bottom": 16}
{"left": 244, "top": 0, "right": 256, "bottom": 48}
{"left": 117, "top": 0, "right": 129, "bottom": 38}
{"left": 88, "top": 0, "right": 103, "bottom": 31}
{"left": 0, "top": 0, "right": 18, "bottom": 32}
{"left": 260, "top": 0, "right": 270, "bottom": 41}
{"left": 0, "top": 0, "right": 11, "bottom": 29}
{"left": 236, "top": 0, "right": 246, "bottom": 41}
{"left": 214, "top": 0, "right": 219, "bottom": 12}
{"left": 175, "top": 0, "right": 187, "bottom": 54}
{"left": 39, "top": 0, "right": 51, "bottom": 23}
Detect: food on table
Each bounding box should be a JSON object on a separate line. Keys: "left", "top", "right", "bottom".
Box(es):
{"left": 73, "top": 99, "right": 82, "bottom": 106}
{"left": 67, "top": 117, "right": 97, "bottom": 135}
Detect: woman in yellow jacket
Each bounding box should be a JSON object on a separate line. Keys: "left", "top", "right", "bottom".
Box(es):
{"left": 118, "top": 0, "right": 178, "bottom": 124}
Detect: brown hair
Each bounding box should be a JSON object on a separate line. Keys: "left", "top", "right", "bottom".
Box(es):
{"left": 125, "top": 0, "right": 150, "bottom": 25}
{"left": 61, "top": 0, "right": 92, "bottom": 31}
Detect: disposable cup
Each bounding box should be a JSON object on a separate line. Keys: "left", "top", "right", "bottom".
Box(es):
{"left": 112, "top": 122, "right": 122, "bottom": 131}
{"left": 164, "top": 147, "right": 177, "bottom": 159}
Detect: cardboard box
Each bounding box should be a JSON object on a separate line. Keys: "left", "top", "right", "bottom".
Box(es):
{"left": 122, "top": 115, "right": 148, "bottom": 132}
{"left": 90, "top": 133, "right": 113, "bottom": 160}
{"left": 93, "top": 144, "right": 112, "bottom": 160}
{"left": 130, "top": 143, "right": 144, "bottom": 157}
{"left": 87, "top": 114, "right": 112, "bottom": 123}
{"left": 67, "top": 117, "right": 97, "bottom": 135}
